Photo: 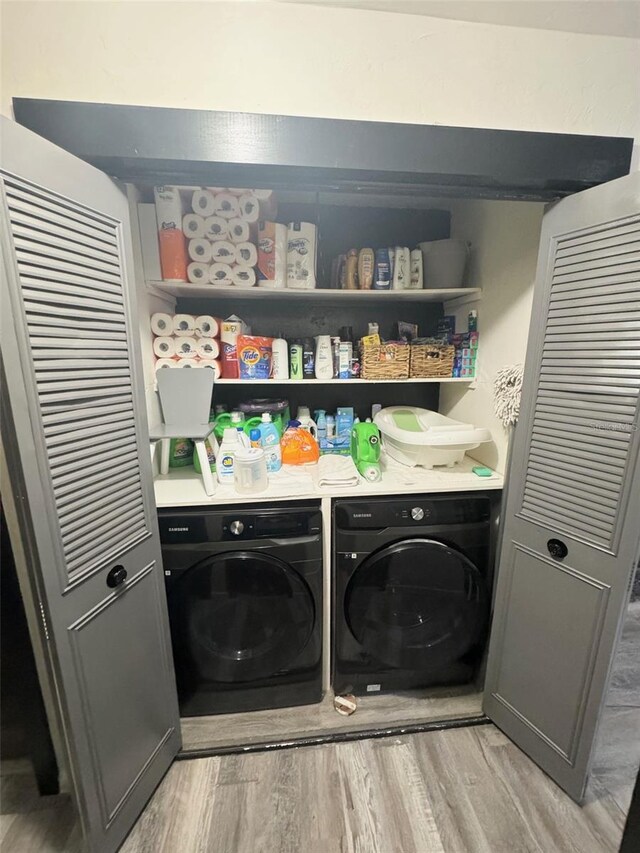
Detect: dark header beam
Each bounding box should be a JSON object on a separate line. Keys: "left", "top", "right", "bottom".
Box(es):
{"left": 13, "top": 99, "right": 633, "bottom": 201}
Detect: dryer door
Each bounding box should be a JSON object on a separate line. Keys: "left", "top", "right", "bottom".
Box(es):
{"left": 345, "top": 538, "right": 488, "bottom": 670}
{"left": 170, "top": 551, "right": 316, "bottom": 684}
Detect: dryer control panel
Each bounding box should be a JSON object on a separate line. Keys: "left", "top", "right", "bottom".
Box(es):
{"left": 335, "top": 495, "right": 491, "bottom": 530}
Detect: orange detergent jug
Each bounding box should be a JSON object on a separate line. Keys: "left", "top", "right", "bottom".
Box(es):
{"left": 281, "top": 421, "right": 320, "bottom": 465}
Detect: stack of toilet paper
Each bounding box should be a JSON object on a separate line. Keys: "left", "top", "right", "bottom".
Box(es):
{"left": 151, "top": 313, "right": 222, "bottom": 375}
{"left": 182, "top": 188, "right": 276, "bottom": 287}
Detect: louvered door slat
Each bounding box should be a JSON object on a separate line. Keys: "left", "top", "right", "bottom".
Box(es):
{"left": 11, "top": 220, "right": 121, "bottom": 263}
{"left": 53, "top": 455, "right": 139, "bottom": 496}
{"left": 520, "top": 215, "right": 640, "bottom": 549}
{"left": 3, "top": 174, "right": 150, "bottom": 582}
{"left": 22, "top": 284, "right": 125, "bottom": 315}
{"left": 6, "top": 186, "right": 115, "bottom": 237}
{"left": 23, "top": 299, "right": 126, "bottom": 325}
{"left": 14, "top": 233, "right": 121, "bottom": 271}
{"left": 59, "top": 477, "right": 143, "bottom": 520}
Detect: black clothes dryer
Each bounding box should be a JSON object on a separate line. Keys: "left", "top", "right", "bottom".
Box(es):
{"left": 159, "top": 503, "right": 323, "bottom": 717}
{"left": 333, "top": 493, "right": 498, "bottom": 696}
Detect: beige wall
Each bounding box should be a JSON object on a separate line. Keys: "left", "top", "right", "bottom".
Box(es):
{"left": 439, "top": 200, "right": 544, "bottom": 474}
{"left": 2, "top": 1, "right": 639, "bottom": 144}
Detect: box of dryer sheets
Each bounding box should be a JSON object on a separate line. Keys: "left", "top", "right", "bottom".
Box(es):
{"left": 221, "top": 314, "right": 250, "bottom": 378}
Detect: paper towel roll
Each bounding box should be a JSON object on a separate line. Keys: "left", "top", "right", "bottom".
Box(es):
{"left": 155, "top": 358, "right": 178, "bottom": 369}
{"left": 210, "top": 240, "right": 236, "bottom": 263}
{"left": 232, "top": 265, "right": 257, "bottom": 288}
{"left": 175, "top": 336, "right": 198, "bottom": 357}
{"left": 204, "top": 215, "right": 229, "bottom": 241}
{"left": 182, "top": 213, "right": 206, "bottom": 239}
{"left": 228, "top": 218, "right": 251, "bottom": 244}
{"left": 235, "top": 241, "right": 258, "bottom": 267}
{"left": 173, "top": 314, "right": 196, "bottom": 336}
{"left": 195, "top": 315, "right": 220, "bottom": 338}
{"left": 188, "top": 238, "right": 213, "bottom": 263}
{"left": 187, "top": 261, "right": 210, "bottom": 284}
{"left": 176, "top": 358, "right": 197, "bottom": 368}
{"left": 191, "top": 189, "right": 216, "bottom": 217}
{"left": 213, "top": 193, "right": 241, "bottom": 220}
{"left": 239, "top": 193, "right": 260, "bottom": 223}
{"left": 151, "top": 312, "right": 173, "bottom": 335}
{"left": 153, "top": 336, "right": 177, "bottom": 358}
{"left": 198, "top": 358, "right": 222, "bottom": 378}
{"left": 196, "top": 338, "right": 220, "bottom": 359}
{"left": 209, "top": 263, "right": 234, "bottom": 285}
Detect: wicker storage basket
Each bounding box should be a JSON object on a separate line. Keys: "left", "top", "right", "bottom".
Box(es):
{"left": 410, "top": 343, "right": 455, "bottom": 378}
{"left": 360, "top": 342, "right": 410, "bottom": 380}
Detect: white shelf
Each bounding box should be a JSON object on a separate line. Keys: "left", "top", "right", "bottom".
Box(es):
{"left": 147, "top": 281, "right": 481, "bottom": 302}
{"left": 154, "top": 455, "right": 503, "bottom": 508}
{"left": 214, "top": 377, "right": 473, "bottom": 385}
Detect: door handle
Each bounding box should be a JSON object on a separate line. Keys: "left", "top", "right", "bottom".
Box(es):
{"left": 547, "top": 539, "right": 568, "bottom": 561}
{"left": 106, "top": 565, "right": 128, "bottom": 588}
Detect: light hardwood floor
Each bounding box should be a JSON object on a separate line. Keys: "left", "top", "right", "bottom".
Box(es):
{"left": 1, "top": 724, "right": 628, "bottom": 853}
{"left": 181, "top": 683, "right": 483, "bottom": 752}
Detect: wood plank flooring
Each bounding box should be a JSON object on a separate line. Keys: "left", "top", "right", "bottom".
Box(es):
{"left": 181, "top": 683, "right": 483, "bottom": 752}
{"left": 120, "top": 725, "right": 626, "bottom": 853}
{"left": 1, "top": 725, "right": 626, "bottom": 852}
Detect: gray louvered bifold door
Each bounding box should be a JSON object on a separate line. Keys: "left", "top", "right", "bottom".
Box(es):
{"left": 6, "top": 176, "right": 150, "bottom": 581}
{"left": 0, "top": 117, "right": 180, "bottom": 853}
{"left": 484, "top": 172, "right": 640, "bottom": 802}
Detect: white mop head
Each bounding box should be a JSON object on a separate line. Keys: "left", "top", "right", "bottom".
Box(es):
{"left": 494, "top": 364, "right": 524, "bottom": 427}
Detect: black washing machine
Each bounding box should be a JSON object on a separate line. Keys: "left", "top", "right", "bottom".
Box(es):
{"left": 333, "top": 493, "right": 498, "bottom": 696}
{"left": 159, "top": 503, "right": 323, "bottom": 716}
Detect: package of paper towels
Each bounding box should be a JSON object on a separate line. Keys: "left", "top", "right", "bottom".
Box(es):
{"left": 257, "top": 221, "right": 287, "bottom": 288}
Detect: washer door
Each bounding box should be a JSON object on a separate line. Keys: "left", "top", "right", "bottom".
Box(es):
{"left": 345, "top": 538, "right": 488, "bottom": 670}
{"left": 171, "top": 551, "right": 315, "bottom": 684}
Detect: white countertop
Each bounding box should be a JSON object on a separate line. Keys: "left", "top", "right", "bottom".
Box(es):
{"left": 154, "top": 454, "right": 503, "bottom": 507}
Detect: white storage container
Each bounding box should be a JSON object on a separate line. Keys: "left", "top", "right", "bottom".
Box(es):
{"left": 374, "top": 406, "right": 491, "bottom": 468}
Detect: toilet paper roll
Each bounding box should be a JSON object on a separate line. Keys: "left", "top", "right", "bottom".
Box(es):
{"left": 210, "top": 240, "right": 236, "bottom": 263}
{"left": 203, "top": 215, "right": 229, "bottom": 241}
{"left": 173, "top": 314, "right": 196, "bottom": 336}
{"left": 153, "top": 336, "right": 177, "bottom": 358}
{"left": 228, "top": 218, "right": 251, "bottom": 244}
{"left": 187, "top": 261, "right": 210, "bottom": 284}
{"left": 196, "top": 338, "right": 220, "bottom": 359}
{"left": 151, "top": 312, "right": 173, "bottom": 335}
{"left": 182, "top": 213, "right": 206, "bottom": 239}
{"left": 194, "top": 315, "right": 220, "bottom": 338}
{"left": 235, "top": 241, "right": 258, "bottom": 267}
{"left": 188, "top": 238, "right": 213, "bottom": 263}
{"left": 174, "top": 336, "right": 198, "bottom": 357}
{"left": 198, "top": 358, "right": 222, "bottom": 378}
{"left": 227, "top": 188, "right": 250, "bottom": 196}
{"left": 252, "top": 189, "right": 274, "bottom": 201}
{"left": 155, "top": 358, "right": 178, "bottom": 370}
{"left": 209, "top": 263, "right": 234, "bottom": 285}
{"left": 206, "top": 187, "right": 226, "bottom": 194}
{"left": 239, "top": 193, "right": 260, "bottom": 223}
{"left": 213, "top": 192, "right": 241, "bottom": 220}
{"left": 232, "top": 265, "right": 257, "bottom": 288}
{"left": 176, "top": 358, "right": 197, "bottom": 368}
{"left": 191, "top": 189, "right": 216, "bottom": 217}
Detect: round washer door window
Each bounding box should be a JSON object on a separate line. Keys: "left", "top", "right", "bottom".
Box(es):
{"left": 172, "top": 551, "right": 315, "bottom": 684}
{"left": 345, "top": 538, "right": 488, "bottom": 671}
